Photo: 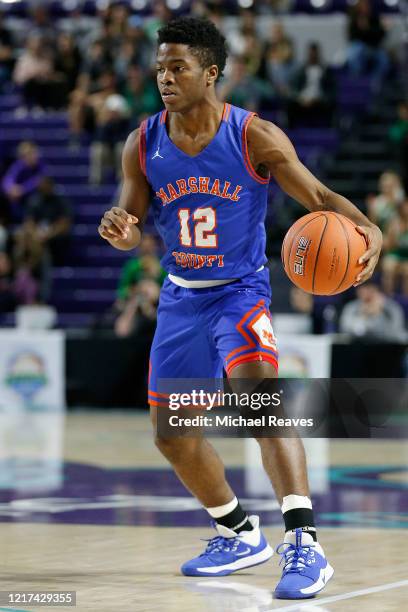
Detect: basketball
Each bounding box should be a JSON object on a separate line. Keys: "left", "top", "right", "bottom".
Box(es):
{"left": 281, "top": 211, "right": 367, "bottom": 295}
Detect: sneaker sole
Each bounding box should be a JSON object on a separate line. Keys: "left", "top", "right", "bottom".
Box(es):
{"left": 274, "top": 563, "right": 334, "bottom": 599}
{"left": 182, "top": 544, "right": 274, "bottom": 577}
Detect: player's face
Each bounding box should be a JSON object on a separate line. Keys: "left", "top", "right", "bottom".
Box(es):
{"left": 156, "top": 43, "right": 213, "bottom": 112}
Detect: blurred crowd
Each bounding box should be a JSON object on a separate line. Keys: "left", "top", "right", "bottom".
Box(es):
{"left": 0, "top": 0, "right": 407, "bottom": 341}
{"left": 0, "top": 0, "right": 403, "bottom": 181}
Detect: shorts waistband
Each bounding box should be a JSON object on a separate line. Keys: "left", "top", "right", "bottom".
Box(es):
{"left": 168, "top": 266, "right": 265, "bottom": 289}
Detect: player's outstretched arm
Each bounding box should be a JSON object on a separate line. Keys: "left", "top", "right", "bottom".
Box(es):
{"left": 98, "top": 128, "right": 150, "bottom": 251}
{"left": 247, "top": 116, "right": 383, "bottom": 285}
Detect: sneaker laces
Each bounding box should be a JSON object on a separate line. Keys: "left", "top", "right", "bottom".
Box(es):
{"left": 276, "top": 542, "right": 313, "bottom": 574}
{"left": 200, "top": 535, "right": 242, "bottom": 556}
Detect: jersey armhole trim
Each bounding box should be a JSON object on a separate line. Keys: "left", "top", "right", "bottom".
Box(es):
{"left": 242, "top": 113, "right": 270, "bottom": 185}
{"left": 222, "top": 102, "right": 231, "bottom": 122}
{"left": 139, "top": 119, "right": 147, "bottom": 176}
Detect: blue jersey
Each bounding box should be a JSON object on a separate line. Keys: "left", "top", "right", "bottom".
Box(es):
{"left": 140, "top": 103, "right": 270, "bottom": 280}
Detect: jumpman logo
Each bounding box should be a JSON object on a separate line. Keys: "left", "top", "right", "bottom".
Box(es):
{"left": 152, "top": 147, "right": 164, "bottom": 160}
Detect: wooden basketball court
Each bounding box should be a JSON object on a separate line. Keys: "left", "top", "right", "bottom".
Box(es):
{"left": 0, "top": 412, "right": 407, "bottom": 611}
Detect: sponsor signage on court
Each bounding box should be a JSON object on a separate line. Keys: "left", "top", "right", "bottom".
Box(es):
{"left": 0, "top": 331, "right": 65, "bottom": 491}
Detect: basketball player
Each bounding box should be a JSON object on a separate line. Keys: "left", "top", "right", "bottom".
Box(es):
{"left": 98, "top": 18, "right": 382, "bottom": 599}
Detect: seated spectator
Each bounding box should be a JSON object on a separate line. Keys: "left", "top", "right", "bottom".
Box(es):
{"left": 346, "top": 0, "right": 389, "bottom": 90}
{"left": 12, "top": 224, "right": 47, "bottom": 305}
{"left": 117, "top": 233, "right": 165, "bottom": 304}
{"left": 89, "top": 93, "right": 130, "bottom": 184}
{"left": 108, "top": 1, "right": 130, "bottom": 40}
{"left": 144, "top": 0, "right": 172, "bottom": 43}
{"left": 258, "top": 27, "right": 297, "bottom": 106}
{"left": 218, "top": 55, "right": 262, "bottom": 111}
{"left": 23, "top": 176, "right": 72, "bottom": 265}
{"left": 0, "top": 11, "right": 14, "bottom": 91}
{"left": 122, "top": 64, "right": 161, "bottom": 128}
{"left": 1, "top": 142, "right": 45, "bottom": 221}
{"left": 227, "top": 9, "right": 257, "bottom": 57}
{"left": 269, "top": 21, "right": 293, "bottom": 50}
{"left": 29, "top": 5, "right": 55, "bottom": 46}
{"left": 389, "top": 101, "right": 408, "bottom": 192}
{"left": 59, "top": 5, "right": 96, "bottom": 53}
{"left": 114, "top": 37, "right": 138, "bottom": 84}
{"left": 13, "top": 35, "right": 66, "bottom": 111}
{"left": 54, "top": 32, "right": 81, "bottom": 96}
{"left": 12, "top": 177, "right": 71, "bottom": 303}
{"left": 1, "top": 198, "right": 42, "bottom": 307}
{"left": 382, "top": 198, "right": 408, "bottom": 296}
{"left": 287, "top": 43, "right": 334, "bottom": 128}
{"left": 79, "top": 39, "right": 112, "bottom": 85}
{"left": 339, "top": 283, "right": 406, "bottom": 342}
{"left": 228, "top": 14, "right": 262, "bottom": 77}
{"left": 126, "top": 15, "right": 154, "bottom": 72}
{"left": 241, "top": 28, "right": 263, "bottom": 77}
{"left": 114, "top": 278, "right": 160, "bottom": 338}
{"left": 98, "top": 15, "right": 124, "bottom": 59}
{"left": 68, "top": 69, "right": 118, "bottom": 146}
{"left": 94, "top": 234, "right": 164, "bottom": 335}
{"left": 366, "top": 171, "right": 405, "bottom": 231}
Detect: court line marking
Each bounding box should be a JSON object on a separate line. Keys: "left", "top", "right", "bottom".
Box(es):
{"left": 269, "top": 579, "right": 408, "bottom": 610}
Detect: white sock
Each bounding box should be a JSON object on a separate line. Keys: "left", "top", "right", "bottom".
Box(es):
{"left": 281, "top": 494, "right": 312, "bottom": 513}
{"left": 206, "top": 496, "right": 238, "bottom": 519}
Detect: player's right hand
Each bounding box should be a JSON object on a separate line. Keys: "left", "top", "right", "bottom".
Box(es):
{"left": 98, "top": 207, "right": 138, "bottom": 242}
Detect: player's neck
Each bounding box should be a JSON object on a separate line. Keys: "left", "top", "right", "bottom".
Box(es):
{"left": 169, "top": 96, "right": 224, "bottom": 139}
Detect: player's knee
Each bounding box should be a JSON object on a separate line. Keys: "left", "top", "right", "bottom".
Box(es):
{"left": 154, "top": 433, "right": 201, "bottom": 461}
{"left": 154, "top": 433, "right": 175, "bottom": 456}
{"left": 154, "top": 433, "right": 183, "bottom": 458}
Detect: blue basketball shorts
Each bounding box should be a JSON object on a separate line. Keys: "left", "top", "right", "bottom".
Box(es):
{"left": 148, "top": 267, "right": 278, "bottom": 406}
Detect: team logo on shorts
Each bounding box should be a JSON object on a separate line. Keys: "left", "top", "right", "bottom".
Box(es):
{"left": 251, "top": 313, "right": 277, "bottom": 350}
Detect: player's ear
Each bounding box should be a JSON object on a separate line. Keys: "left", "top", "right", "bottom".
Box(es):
{"left": 206, "top": 65, "right": 218, "bottom": 86}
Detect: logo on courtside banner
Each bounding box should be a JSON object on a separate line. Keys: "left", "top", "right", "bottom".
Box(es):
{"left": 4, "top": 352, "right": 48, "bottom": 403}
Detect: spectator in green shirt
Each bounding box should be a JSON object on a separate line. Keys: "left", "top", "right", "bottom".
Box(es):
{"left": 389, "top": 101, "right": 408, "bottom": 144}
{"left": 122, "top": 64, "right": 162, "bottom": 128}
{"left": 117, "top": 233, "right": 166, "bottom": 302}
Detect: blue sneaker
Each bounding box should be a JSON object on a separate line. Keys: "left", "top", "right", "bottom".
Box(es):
{"left": 274, "top": 528, "right": 334, "bottom": 599}
{"left": 181, "top": 515, "right": 273, "bottom": 577}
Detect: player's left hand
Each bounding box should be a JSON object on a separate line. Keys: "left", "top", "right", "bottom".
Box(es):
{"left": 354, "top": 224, "right": 383, "bottom": 286}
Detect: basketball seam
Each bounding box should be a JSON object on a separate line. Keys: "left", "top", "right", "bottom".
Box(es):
{"left": 281, "top": 233, "right": 288, "bottom": 272}
{"left": 286, "top": 213, "right": 324, "bottom": 286}
{"left": 311, "top": 214, "right": 329, "bottom": 294}
{"left": 331, "top": 213, "right": 350, "bottom": 295}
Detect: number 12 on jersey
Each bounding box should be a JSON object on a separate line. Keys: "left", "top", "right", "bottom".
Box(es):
{"left": 178, "top": 207, "right": 218, "bottom": 248}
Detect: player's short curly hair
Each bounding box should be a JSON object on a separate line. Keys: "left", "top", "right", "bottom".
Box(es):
{"left": 157, "top": 17, "right": 227, "bottom": 81}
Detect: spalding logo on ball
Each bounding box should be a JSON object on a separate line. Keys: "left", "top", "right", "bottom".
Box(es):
{"left": 281, "top": 211, "right": 367, "bottom": 295}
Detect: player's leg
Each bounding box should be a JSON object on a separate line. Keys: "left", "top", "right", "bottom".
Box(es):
{"left": 229, "top": 360, "right": 310, "bottom": 502}
{"left": 149, "top": 280, "right": 233, "bottom": 507}
{"left": 229, "top": 361, "right": 333, "bottom": 598}
{"left": 151, "top": 405, "right": 234, "bottom": 508}
{"left": 215, "top": 271, "right": 333, "bottom": 597}
{"left": 150, "top": 279, "right": 273, "bottom": 576}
